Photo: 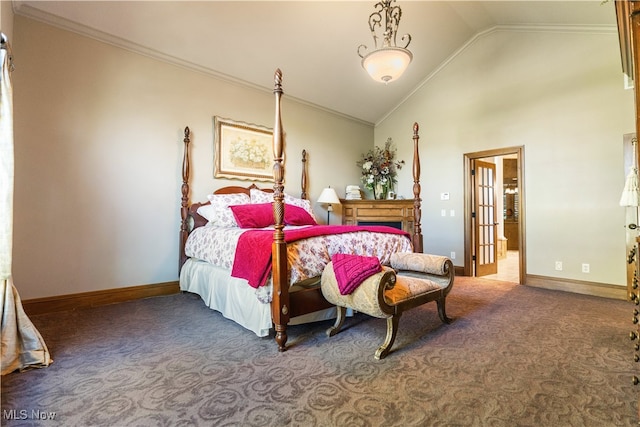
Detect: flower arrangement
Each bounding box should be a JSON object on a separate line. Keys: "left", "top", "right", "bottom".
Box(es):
{"left": 356, "top": 138, "right": 405, "bottom": 199}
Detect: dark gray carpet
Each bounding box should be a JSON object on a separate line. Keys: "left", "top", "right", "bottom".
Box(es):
{"left": 1, "top": 277, "right": 637, "bottom": 426}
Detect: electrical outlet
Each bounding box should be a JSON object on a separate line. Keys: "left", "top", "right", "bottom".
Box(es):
{"left": 555, "top": 261, "right": 563, "bottom": 271}
{"left": 582, "top": 263, "right": 590, "bottom": 273}
{"left": 441, "top": 209, "right": 446, "bottom": 217}
{"left": 450, "top": 252, "right": 456, "bottom": 260}
{"left": 450, "top": 209, "right": 455, "bottom": 217}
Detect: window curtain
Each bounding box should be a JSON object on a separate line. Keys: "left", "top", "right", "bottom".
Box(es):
{"left": 0, "top": 40, "right": 52, "bottom": 375}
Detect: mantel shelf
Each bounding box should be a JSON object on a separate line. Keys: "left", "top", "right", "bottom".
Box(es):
{"left": 340, "top": 198, "right": 416, "bottom": 235}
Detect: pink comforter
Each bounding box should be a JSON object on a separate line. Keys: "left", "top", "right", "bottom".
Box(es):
{"left": 231, "top": 225, "right": 409, "bottom": 288}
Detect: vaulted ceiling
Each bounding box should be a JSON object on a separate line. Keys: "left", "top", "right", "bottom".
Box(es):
{"left": 14, "top": 1, "right": 618, "bottom": 124}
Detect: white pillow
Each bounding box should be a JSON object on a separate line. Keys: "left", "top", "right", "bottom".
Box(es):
{"left": 250, "top": 188, "right": 274, "bottom": 204}
{"left": 196, "top": 204, "right": 217, "bottom": 222}
{"left": 250, "top": 189, "right": 315, "bottom": 219}
{"left": 202, "top": 193, "right": 251, "bottom": 227}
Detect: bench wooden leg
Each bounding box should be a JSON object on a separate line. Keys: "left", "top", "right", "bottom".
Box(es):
{"left": 326, "top": 306, "right": 346, "bottom": 337}
{"left": 437, "top": 297, "right": 453, "bottom": 324}
{"left": 375, "top": 314, "right": 401, "bottom": 360}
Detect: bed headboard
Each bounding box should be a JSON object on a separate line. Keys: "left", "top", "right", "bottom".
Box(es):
{"left": 214, "top": 184, "right": 273, "bottom": 196}
{"left": 178, "top": 124, "right": 309, "bottom": 271}
{"left": 187, "top": 184, "right": 274, "bottom": 230}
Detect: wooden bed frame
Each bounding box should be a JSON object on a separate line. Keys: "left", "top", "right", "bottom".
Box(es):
{"left": 179, "top": 69, "right": 423, "bottom": 352}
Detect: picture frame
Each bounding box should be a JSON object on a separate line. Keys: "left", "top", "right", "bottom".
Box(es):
{"left": 213, "top": 116, "right": 273, "bottom": 181}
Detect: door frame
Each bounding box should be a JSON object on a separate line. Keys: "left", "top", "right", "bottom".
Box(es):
{"left": 463, "top": 146, "right": 526, "bottom": 284}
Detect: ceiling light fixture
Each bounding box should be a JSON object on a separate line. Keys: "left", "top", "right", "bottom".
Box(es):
{"left": 357, "top": 0, "right": 412, "bottom": 84}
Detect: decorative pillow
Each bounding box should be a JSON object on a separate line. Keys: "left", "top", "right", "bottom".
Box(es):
{"left": 250, "top": 188, "right": 316, "bottom": 219}
{"left": 229, "top": 202, "right": 318, "bottom": 228}
{"left": 206, "top": 193, "right": 251, "bottom": 227}
{"left": 284, "top": 204, "right": 317, "bottom": 226}
{"left": 230, "top": 203, "right": 274, "bottom": 228}
{"left": 284, "top": 195, "right": 315, "bottom": 219}
{"left": 250, "top": 188, "right": 274, "bottom": 204}
{"left": 196, "top": 204, "right": 217, "bottom": 223}
{"left": 390, "top": 252, "right": 449, "bottom": 275}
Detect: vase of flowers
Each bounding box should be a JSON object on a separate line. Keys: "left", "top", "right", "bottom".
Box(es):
{"left": 357, "top": 138, "right": 405, "bottom": 200}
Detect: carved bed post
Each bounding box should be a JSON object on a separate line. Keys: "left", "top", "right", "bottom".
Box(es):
{"left": 271, "top": 69, "right": 290, "bottom": 351}
{"left": 412, "top": 122, "right": 423, "bottom": 253}
{"left": 301, "top": 149, "right": 308, "bottom": 200}
{"left": 179, "top": 126, "right": 191, "bottom": 272}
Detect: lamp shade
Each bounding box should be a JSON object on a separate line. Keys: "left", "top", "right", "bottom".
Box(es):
{"left": 620, "top": 166, "right": 640, "bottom": 206}
{"left": 361, "top": 47, "right": 413, "bottom": 84}
{"left": 317, "top": 187, "right": 341, "bottom": 205}
{"left": 621, "top": 137, "right": 640, "bottom": 207}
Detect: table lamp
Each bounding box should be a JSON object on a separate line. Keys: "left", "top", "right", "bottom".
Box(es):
{"left": 317, "top": 187, "right": 341, "bottom": 224}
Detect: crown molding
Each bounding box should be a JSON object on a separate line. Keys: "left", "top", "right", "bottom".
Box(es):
{"left": 15, "top": 2, "right": 615, "bottom": 129}
{"left": 14, "top": 2, "right": 373, "bottom": 127}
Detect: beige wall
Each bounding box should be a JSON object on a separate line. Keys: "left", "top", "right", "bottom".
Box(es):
{"left": 12, "top": 16, "right": 372, "bottom": 299}
{"left": 11, "top": 15, "right": 634, "bottom": 298}
{"left": 1, "top": 1, "right": 14, "bottom": 41}
{"left": 376, "top": 28, "right": 634, "bottom": 286}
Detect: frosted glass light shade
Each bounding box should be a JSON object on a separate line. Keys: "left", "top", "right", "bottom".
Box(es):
{"left": 362, "top": 47, "right": 413, "bottom": 84}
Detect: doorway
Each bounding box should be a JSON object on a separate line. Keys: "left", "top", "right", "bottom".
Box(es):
{"left": 463, "top": 146, "right": 525, "bottom": 284}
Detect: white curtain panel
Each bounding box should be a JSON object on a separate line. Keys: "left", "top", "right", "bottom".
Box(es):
{"left": 0, "top": 48, "right": 11, "bottom": 280}
{"left": 0, "top": 46, "right": 52, "bottom": 375}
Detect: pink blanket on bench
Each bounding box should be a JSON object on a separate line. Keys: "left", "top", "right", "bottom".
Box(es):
{"left": 331, "top": 253, "right": 382, "bottom": 295}
{"left": 231, "top": 225, "right": 408, "bottom": 288}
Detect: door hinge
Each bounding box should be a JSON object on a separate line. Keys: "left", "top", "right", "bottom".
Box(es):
{"left": 472, "top": 255, "right": 476, "bottom": 261}
{"left": 472, "top": 212, "right": 476, "bottom": 218}
{"left": 471, "top": 169, "right": 475, "bottom": 176}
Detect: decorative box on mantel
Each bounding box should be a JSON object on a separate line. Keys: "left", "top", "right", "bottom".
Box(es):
{"left": 340, "top": 199, "right": 415, "bottom": 235}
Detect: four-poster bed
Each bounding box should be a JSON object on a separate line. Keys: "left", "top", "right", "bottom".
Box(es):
{"left": 179, "top": 69, "right": 424, "bottom": 351}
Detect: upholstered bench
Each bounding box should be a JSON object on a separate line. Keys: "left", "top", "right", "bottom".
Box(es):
{"left": 321, "top": 252, "right": 454, "bottom": 359}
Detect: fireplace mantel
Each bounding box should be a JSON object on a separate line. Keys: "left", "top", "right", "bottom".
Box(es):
{"left": 340, "top": 198, "right": 415, "bottom": 235}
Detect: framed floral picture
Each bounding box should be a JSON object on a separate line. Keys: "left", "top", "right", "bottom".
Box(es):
{"left": 213, "top": 116, "right": 273, "bottom": 181}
